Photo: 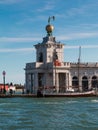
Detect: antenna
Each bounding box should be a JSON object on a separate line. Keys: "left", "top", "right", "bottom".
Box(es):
{"left": 78, "top": 46, "right": 81, "bottom": 64}
{"left": 78, "top": 46, "right": 81, "bottom": 91}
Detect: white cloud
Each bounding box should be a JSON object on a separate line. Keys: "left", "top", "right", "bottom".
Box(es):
{"left": 65, "top": 45, "right": 98, "bottom": 49}
{"left": 0, "top": 30, "right": 98, "bottom": 46}
{"left": 0, "top": 37, "right": 41, "bottom": 42}
{"left": 66, "top": 1, "right": 98, "bottom": 17}
{"left": 55, "top": 1, "right": 98, "bottom": 20}
{"left": 1, "top": 31, "right": 98, "bottom": 43}
{"left": 0, "top": 45, "right": 98, "bottom": 53}
{"left": 0, "top": 47, "right": 35, "bottom": 53}
{"left": 36, "top": 1, "right": 55, "bottom": 12}
{"left": 57, "top": 32, "right": 98, "bottom": 40}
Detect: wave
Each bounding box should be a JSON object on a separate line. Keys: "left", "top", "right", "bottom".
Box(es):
{"left": 91, "top": 99, "right": 98, "bottom": 103}
{"left": 67, "top": 100, "right": 78, "bottom": 104}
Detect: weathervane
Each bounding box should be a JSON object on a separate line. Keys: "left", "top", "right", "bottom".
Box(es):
{"left": 48, "top": 16, "right": 55, "bottom": 24}
{"left": 46, "top": 16, "right": 55, "bottom": 36}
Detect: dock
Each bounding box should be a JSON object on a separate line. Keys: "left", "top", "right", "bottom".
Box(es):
{"left": 0, "top": 91, "right": 97, "bottom": 98}
{"left": 0, "top": 94, "right": 37, "bottom": 98}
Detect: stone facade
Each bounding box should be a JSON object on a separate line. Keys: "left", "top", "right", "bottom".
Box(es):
{"left": 25, "top": 21, "right": 98, "bottom": 94}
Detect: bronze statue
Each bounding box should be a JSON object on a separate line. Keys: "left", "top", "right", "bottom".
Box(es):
{"left": 48, "top": 16, "right": 55, "bottom": 24}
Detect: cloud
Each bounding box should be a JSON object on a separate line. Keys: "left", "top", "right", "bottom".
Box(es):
{"left": 65, "top": 45, "right": 98, "bottom": 49}
{"left": 0, "top": 37, "right": 41, "bottom": 42}
{"left": 0, "top": 44, "right": 98, "bottom": 53}
{"left": 36, "top": 1, "right": 55, "bottom": 12}
{"left": 57, "top": 32, "right": 98, "bottom": 40}
{"left": 1, "top": 31, "right": 98, "bottom": 43}
{"left": 66, "top": 1, "right": 98, "bottom": 17}
{"left": 55, "top": 1, "right": 98, "bottom": 20}
{"left": 0, "top": 47, "right": 35, "bottom": 53}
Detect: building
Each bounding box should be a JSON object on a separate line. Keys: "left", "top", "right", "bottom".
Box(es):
{"left": 0, "top": 84, "right": 8, "bottom": 92}
{"left": 25, "top": 16, "right": 98, "bottom": 94}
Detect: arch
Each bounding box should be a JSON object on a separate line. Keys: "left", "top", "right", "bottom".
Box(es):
{"left": 92, "top": 76, "right": 98, "bottom": 88}
{"left": 82, "top": 76, "right": 88, "bottom": 91}
{"left": 72, "top": 76, "right": 78, "bottom": 87}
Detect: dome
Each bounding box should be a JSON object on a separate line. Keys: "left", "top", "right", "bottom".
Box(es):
{"left": 46, "top": 24, "right": 54, "bottom": 34}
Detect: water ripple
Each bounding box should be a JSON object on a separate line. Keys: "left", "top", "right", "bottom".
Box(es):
{"left": 0, "top": 97, "right": 98, "bottom": 130}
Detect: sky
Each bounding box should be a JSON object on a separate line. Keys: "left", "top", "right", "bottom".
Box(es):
{"left": 0, "top": 0, "right": 98, "bottom": 85}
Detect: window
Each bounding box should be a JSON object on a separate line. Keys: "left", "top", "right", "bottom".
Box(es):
{"left": 39, "top": 52, "right": 43, "bottom": 62}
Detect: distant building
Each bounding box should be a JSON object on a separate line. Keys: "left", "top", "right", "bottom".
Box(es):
{"left": 0, "top": 84, "right": 8, "bottom": 92}
{"left": 25, "top": 17, "right": 98, "bottom": 94}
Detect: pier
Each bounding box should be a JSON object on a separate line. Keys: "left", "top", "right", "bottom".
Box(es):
{"left": 0, "top": 94, "right": 37, "bottom": 98}
{"left": 0, "top": 91, "right": 97, "bottom": 98}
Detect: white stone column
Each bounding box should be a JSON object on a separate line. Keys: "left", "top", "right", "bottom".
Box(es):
{"left": 53, "top": 69, "right": 55, "bottom": 87}
{"left": 68, "top": 73, "right": 72, "bottom": 86}
{"left": 79, "top": 76, "right": 82, "bottom": 92}
{"left": 30, "top": 73, "right": 33, "bottom": 93}
{"left": 34, "top": 73, "right": 38, "bottom": 93}
{"left": 25, "top": 73, "right": 30, "bottom": 92}
{"left": 64, "top": 73, "right": 66, "bottom": 91}
{"left": 88, "top": 76, "right": 92, "bottom": 90}
{"left": 25, "top": 73, "right": 28, "bottom": 90}
{"left": 31, "top": 73, "right": 35, "bottom": 93}
{"left": 56, "top": 73, "right": 59, "bottom": 93}
{"left": 44, "top": 73, "right": 47, "bottom": 87}
{"left": 65, "top": 73, "right": 69, "bottom": 89}
{"left": 53, "top": 67, "right": 57, "bottom": 88}
{"left": 28, "top": 74, "right": 31, "bottom": 91}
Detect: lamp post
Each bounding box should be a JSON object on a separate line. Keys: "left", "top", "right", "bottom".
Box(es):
{"left": 2, "top": 71, "right": 6, "bottom": 94}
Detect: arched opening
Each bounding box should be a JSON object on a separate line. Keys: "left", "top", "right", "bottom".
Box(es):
{"left": 72, "top": 76, "right": 78, "bottom": 87}
{"left": 82, "top": 76, "right": 88, "bottom": 91}
{"left": 92, "top": 76, "right": 98, "bottom": 88}
{"left": 38, "top": 52, "right": 43, "bottom": 62}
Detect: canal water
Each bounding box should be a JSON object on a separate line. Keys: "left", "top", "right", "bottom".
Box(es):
{"left": 0, "top": 97, "right": 98, "bottom": 130}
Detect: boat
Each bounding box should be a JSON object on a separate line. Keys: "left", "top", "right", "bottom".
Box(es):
{"left": 0, "top": 89, "right": 97, "bottom": 98}
{"left": 44, "top": 90, "right": 96, "bottom": 97}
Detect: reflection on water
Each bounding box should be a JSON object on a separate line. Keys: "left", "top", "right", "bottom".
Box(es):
{"left": 0, "top": 97, "right": 98, "bottom": 130}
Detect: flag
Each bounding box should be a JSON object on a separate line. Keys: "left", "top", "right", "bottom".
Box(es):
{"left": 54, "top": 60, "right": 61, "bottom": 66}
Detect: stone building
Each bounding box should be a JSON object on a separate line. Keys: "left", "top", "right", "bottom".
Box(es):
{"left": 25, "top": 17, "right": 98, "bottom": 94}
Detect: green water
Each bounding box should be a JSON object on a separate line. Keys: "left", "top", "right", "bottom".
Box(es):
{"left": 0, "top": 97, "right": 98, "bottom": 130}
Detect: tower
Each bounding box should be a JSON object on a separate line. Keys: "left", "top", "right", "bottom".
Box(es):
{"left": 25, "top": 16, "right": 67, "bottom": 94}
{"left": 34, "top": 16, "right": 64, "bottom": 64}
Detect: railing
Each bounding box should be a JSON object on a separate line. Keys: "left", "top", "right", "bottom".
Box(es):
{"left": 71, "top": 62, "right": 98, "bottom": 67}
